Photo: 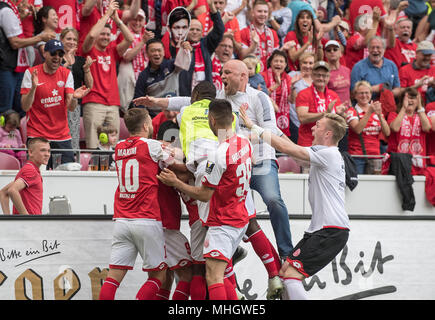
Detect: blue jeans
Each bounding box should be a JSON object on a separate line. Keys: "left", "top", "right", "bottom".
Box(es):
{"left": 353, "top": 157, "right": 367, "bottom": 175}
{"left": 0, "top": 70, "right": 24, "bottom": 115}
{"left": 250, "top": 159, "right": 293, "bottom": 257}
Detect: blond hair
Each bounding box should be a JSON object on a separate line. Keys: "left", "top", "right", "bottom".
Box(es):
{"left": 324, "top": 113, "right": 347, "bottom": 143}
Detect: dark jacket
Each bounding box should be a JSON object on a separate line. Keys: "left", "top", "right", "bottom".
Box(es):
{"left": 341, "top": 150, "right": 358, "bottom": 191}
{"left": 178, "top": 11, "right": 225, "bottom": 96}
{"left": 388, "top": 152, "right": 415, "bottom": 211}
{"left": 0, "top": 2, "right": 18, "bottom": 72}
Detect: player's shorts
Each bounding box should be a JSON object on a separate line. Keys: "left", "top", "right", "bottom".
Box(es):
{"left": 203, "top": 223, "right": 249, "bottom": 263}
{"left": 190, "top": 219, "right": 207, "bottom": 263}
{"left": 164, "top": 229, "right": 193, "bottom": 270}
{"left": 286, "top": 227, "right": 349, "bottom": 277}
{"left": 246, "top": 190, "right": 256, "bottom": 218}
{"left": 109, "top": 219, "right": 168, "bottom": 272}
{"left": 194, "top": 160, "right": 210, "bottom": 224}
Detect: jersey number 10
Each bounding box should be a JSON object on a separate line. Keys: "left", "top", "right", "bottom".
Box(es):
{"left": 116, "top": 159, "right": 140, "bottom": 193}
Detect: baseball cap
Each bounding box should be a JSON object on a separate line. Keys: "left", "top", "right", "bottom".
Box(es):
{"left": 313, "top": 60, "right": 330, "bottom": 72}
{"left": 338, "top": 20, "right": 349, "bottom": 31}
{"left": 417, "top": 41, "right": 435, "bottom": 55}
{"left": 325, "top": 40, "right": 340, "bottom": 49}
{"left": 44, "top": 39, "right": 64, "bottom": 54}
{"left": 137, "top": 8, "right": 146, "bottom": 19}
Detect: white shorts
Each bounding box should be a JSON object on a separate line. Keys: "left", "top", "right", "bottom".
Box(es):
{"left": 195, "top": 160, "right": 210, "bottom": 224}
{"left": 245, "top": 190, "right": 256, "bottom": 217}
{"left": 190, "top": 219, "right": 207, "bottom": 263}
{"left": 109, "top": 219, "right": 167, "bottom": 272}
{"left": 203, "top": 224, "right": 248, "bottom": 263}
{"left": 164, "top": 229, "right": 192, "bottom": 270}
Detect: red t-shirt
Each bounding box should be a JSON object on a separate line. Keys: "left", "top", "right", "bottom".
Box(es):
{"left": 384, "top": 39, "right": 417, "bottom": 70}
{"left": 43, "top": 0, "right": 79, "bottom": 33}
{"left": 349, "top": 0, "right": 386, "bottom": 34}
{"left": 197, "top": 11, "right": 241, "bottom": 42}
{"left": 113, "top": 137, "right": 168, "bottom": 220}
{"left": 158, "top": 177, "right": 182, "bottom": 230}
{"left": 18, "top": 0, "right": 41, "bottom": 38}
{"left": 346, "top": 105, "right": 383, "bottom": 155}
{"left": 327, "top": 65, "right": 351, "bottom": 104}
{"left": 345, "top": 32, "right": 369, "bottom": 70}
{"left": 426, "top": 102, "right": 435, "bottom": 156}
{"left": 295, "top": 86, "right": 341, "bottom": 146}
{"left": 13, "top": 161, "right": 43, "bottom": 215}
{"left": 81, "top": 42, "right": 121, "bottom": 107}
{"left": 399, "top": 62, "right": 435, "bottom": 104}
{"left": 21, "top": 64, "right": 74, "bottom": 141}
{"left": 152, "top": 112, "right": 169, "bottom": 139}
{"left": 201, "top": 134, "right": 252, "bottom": 228}
{"left": 283, "top": 31, "right": 326, "bottom": 71}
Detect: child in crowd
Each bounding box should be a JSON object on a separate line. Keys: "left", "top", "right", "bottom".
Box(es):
{"left": 94, "top": 124, "right": 118, "bottom": 170}
{"left": 0, "top": 111, "right": 27, "bottom": 167}
{"left": 243, "top": 55, "right": 269, "bottom": 94}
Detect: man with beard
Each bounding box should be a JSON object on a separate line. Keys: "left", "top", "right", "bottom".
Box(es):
{"left": 385, "top": 17, "right": 417, "bottom": 70}
{"left": 20, "top": 39, "right": 90, "bottom": 168}
{"left": 399, "top": 41, "right": 435, "bottom": 104}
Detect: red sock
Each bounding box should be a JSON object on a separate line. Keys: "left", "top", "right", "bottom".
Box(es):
{"left": 248, "top": 230, "right": 280, "bottom": 278}
{"left": 136, "top": 278, "right": 161, "bottom": 300}
{"left": 99, "top": 277, "right": 119, "bottom": 300}
{"left": 172, "top": 281, "right": 190, "bottom": 300}
{"left": 208, "top": 283, "right": 227, "bottom": 300}
{"left": 224, "top": 278, "right": 238, "bottom": 300}
{"left": 224, "top": 260, "right": 236, "bottom": 285}
{"left": 156, "top": 288, "right": 171, "bottom": 300}
{"left": 190, "top": 275, "right": 207, "bottom": 300}
{"left": 269, "top": 241, "right": 282, "bottom": 271}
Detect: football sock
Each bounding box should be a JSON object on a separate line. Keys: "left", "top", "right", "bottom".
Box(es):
{"left": 99, "top": 277, "right": 119, "bottom": 300}
{"left": 156, "top": 288, "right": 171, "bottom": 300}
{"left": 248, "top": 229, "right": 280, "bottom": 278}
{"left": 172, "top": 280, "right": 191, "bottom": 300}
{"left": 136, "top": 278, "right": 162, "bottom": 300}
{"left": 190, "top": 275, "right": 207, "bottom": 300}
{"left": 208, "top": 283, "right": 227, "bottom": 300}
{"left": 283, "top": 278, "right": 308, "bottom": 300}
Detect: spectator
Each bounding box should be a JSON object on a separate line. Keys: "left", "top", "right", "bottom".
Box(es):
{"left": 261, "top": 50, "right": 293, "bottom": 138}
{"left": 0, "top": 137, "right": 50, "bottom": 215}
{"left": 240, "top": 0, "right": 279, "bottom": 72}
{"left": 295, "top": 61, "right": 345, "bottom": 147}
{"left": 334, "top": 20, "right": 350, "bottom": 49}
{"left": 350, "top": 36, "right": 401, "bottom": 100}
{"left": 288, "top": 52, "right": 315, "bottom": 144}
{"left": 325, "top": 40, "right": 351, "bottom": 104}
{"left": 282, "top": 9, "right": 324, "bottom": 72}
{"left": 118, "top": 9, "right": 154, "bottom": 113}
{"left": 267, "top": 0, "right": 292, "bottom": 46}
{"left": 348, "top": 0, "right": 386, "bottom": 35}
{"left": 0, "top": 0, "right": 55, "bottom": 115}
{"left": 161, "top": 6, "right": 191, "bottom": 59}
{"left": 287, "top": 0, "right": 318, "bottom": 32}
{"left": 41, "top": 0, "right": 79, "bottom": 33}
{"left": 387, "top": 87, "right": 432, "bottom": 175}
{"left": 34, "top": 6, "right": 59, "bottom": 58}
{"left": 94, "top": 123, "right": 117, "bottom": 170}
{"left": 81, "top": 1, "right": 134, "bottom": 149}
{"left": 346, "top": 80, "right": 390, "bottom": 174}
{"left": 211, "top": 34, "right": 235, "bottom": 91}
{"left": 384, "top": 17, "right": 417, "bottom": 70}
{"left": 398, "top": 40, "right": 435, "bottom": 104}
{"left": 179, "top": 0, "right": 225, "bottom": 96}
{"left": 404, "top": 0, "right": 427, "bottom": 39}
{"left": 243, "top": 55, "right": 268, "bottom": 94}
{"left": 60, "top": 27, "right": 95, "bottom": 151}
{"left": 345, "top": 8, "right": 382, "bottom": 71}
{"left": 0, "top": 110, "right": 26, "bottom": 166}
{"left": 425, "top": 100, "right": 435, "bottom": 156}
{"left": 78, "top": 0, "right": 140, "bottom": 53}
{"left": 132, "top": 38, "right": 192, "bottom": 117}
{"left": 18, "top": 0, "right": 42, "bottom": 38}
{"left": 225, "top": 0, "right": 248, "bottom": 29}
{"left": 20, "top": 39, "right": 90, "bottom": 168}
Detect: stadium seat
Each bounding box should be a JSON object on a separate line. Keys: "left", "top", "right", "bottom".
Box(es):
{"left": 80, "top": 153, "right": 92, "bottom": 171}
{"left": 0, "top": 152, "right": 21, "bottom": 170}
{"left": 20, "top": 117, "right": 27, "bottom": 142}
{"left": 276, "top": 156, "right": 301, "bottom": 173}
{"left": 119, "top": 118, "right": 129, "bottom": 140}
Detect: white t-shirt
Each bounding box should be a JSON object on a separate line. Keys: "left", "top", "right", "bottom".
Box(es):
{"left": 0, "top": 6, "right": 22, "bottom": 38}
{"left": 305, "top": 145, "right": 350, "bottom": 233}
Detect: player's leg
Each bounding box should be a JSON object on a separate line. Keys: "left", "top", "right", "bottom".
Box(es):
{"left": 99, "top": 268, "right": 128, "bottom": 300}
{"left": 136, "top": 269, "right": 167, "bottom": 300}
{"left": 206, "top": 258, "right": 229, "bottom": 300}
{"left": 223, "top": 260, "right": 238, "bottom": 300}
{"left": 156, "top": 269, "right": 173, "bottom": 300}
{"left": 172, "top": 265, "right": 193, "bottom": 300}
{"left": 279, "top": 260, "right": 307, "bottom": 300}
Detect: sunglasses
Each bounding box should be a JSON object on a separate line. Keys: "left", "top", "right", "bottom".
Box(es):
{"left": 50, "top": 50, "right": 65, "bottom": 57}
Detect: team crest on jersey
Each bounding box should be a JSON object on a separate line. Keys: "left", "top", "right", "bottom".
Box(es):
{"left": 205, "top": 161, "right": 215, "bottom": 174}
{"left": 57, "top": 81, "right": 65, "bottom": 88}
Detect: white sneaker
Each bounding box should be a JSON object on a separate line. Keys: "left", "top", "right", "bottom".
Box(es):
{"left": 266, "top": 276, "right": 283, "bottom": 300}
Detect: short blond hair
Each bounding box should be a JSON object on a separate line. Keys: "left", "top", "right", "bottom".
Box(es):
{"left": 353, "top": 80, "right": 372, "bottom": 94}
{"left": 324, "top": 113, "right": 347, "bottom": 143}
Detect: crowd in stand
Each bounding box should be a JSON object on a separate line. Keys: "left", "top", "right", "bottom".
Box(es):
{"left": 0, "top": 0, "right": 434, "bottom": 175}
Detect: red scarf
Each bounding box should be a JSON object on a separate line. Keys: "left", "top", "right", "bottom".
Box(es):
{"left": 267, "top": 68, "right": 291, "bottom": 135}
{"left": 211, "top": 54, "right": 223, "bottom": 91}
{"left": 192, "top": 42, "right": 205, "bottom": 90}
{"left": 311, "top": 84, "right": 334, "bottom": 113}
{"left": 398, "top": 113, "right": 425, "bottom": 168}
{"left": 130, "top": 31, "right": 148, "bottom": 80}
{"left": 249, "top": 24, "right": 274, "bottom": 72}
{"left": 1, "top": 0, "right": 29, "bottom": 72}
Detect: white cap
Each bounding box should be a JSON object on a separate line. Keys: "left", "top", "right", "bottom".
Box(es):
{"left": 325, "top": 40, "right": 340, "bottom": 48}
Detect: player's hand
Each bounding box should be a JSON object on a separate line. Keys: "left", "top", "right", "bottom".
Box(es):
{"left": 239, "top": 104, "right": 254, "bottom": 129}
{"left": 133, "top": 95, "right": 157, "bottom": 107}
{"left": 157, "top": 168, "right": 179, "bottom": 187}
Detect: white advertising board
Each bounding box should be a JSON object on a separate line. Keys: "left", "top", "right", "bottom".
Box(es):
{"left": 0, "top": 217, "right": 434, "bottom": 300}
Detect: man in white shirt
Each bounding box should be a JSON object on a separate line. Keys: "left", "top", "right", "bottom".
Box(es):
{"left": 239, "top": 109, "right": 350, "bottom": 300}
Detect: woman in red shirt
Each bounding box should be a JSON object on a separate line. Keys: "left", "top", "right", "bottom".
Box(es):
{"left": 346, "top": 80, "right": 391, "bottom": 174}
{"left": 387, "top": 87, "right": 432, "bottom": 175}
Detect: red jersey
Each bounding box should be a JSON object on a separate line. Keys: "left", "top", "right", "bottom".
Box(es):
{"left": 113, "top": 137, "right": 168, "bottom": 220}
{"left": 384, "top": 39, "right": 417, "bottom": 70}
{"left": 426, "top": 102, "right": 435, "bottom": 156}
{"left": 296, "top": 85, "right": 341, "bottom": 146}
{"left": 345, "top": 32, "right": 369, "bottom": 70}
{"left": 13, "top": 161, "right": 43, "bottom": 215}
{"left": 197, "top": 12, "right": 241, "bottom": 42}
{"left": 152, "top": 112, "right": 169, "bottom": 139}
{"left": 158, "top": 178, "right": 182, "bottom": 230}
{"left": 43, "top": 0, "right": 79, "bottom": 33}
{"left": 201, "top": 134, "right": 252, "bottom": 228}
{"left": 21, "top": 64, "right": 74, "bottom": 141}
{"left": 283, "top": 31, "right": 326, "bottom": 71}
{"left": 399, "top": 62, "right": 435, "bottom": 104}
{"left": 81, "top": 42, "right": 121, "bottom": 107}
{"left": 179, "top": 189, "right": 199, "bottom": 227}
{"left": 346, "top": 105, "right": 383, "bottom": 155}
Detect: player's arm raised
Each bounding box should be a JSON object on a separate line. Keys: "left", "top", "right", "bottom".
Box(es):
{"left": 157, "top": 168, "right": 215, "bottom": 202}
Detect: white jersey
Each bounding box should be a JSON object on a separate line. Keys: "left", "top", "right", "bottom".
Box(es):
{"left": 305, "top": 145, "right": 350, "bottom": 233}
